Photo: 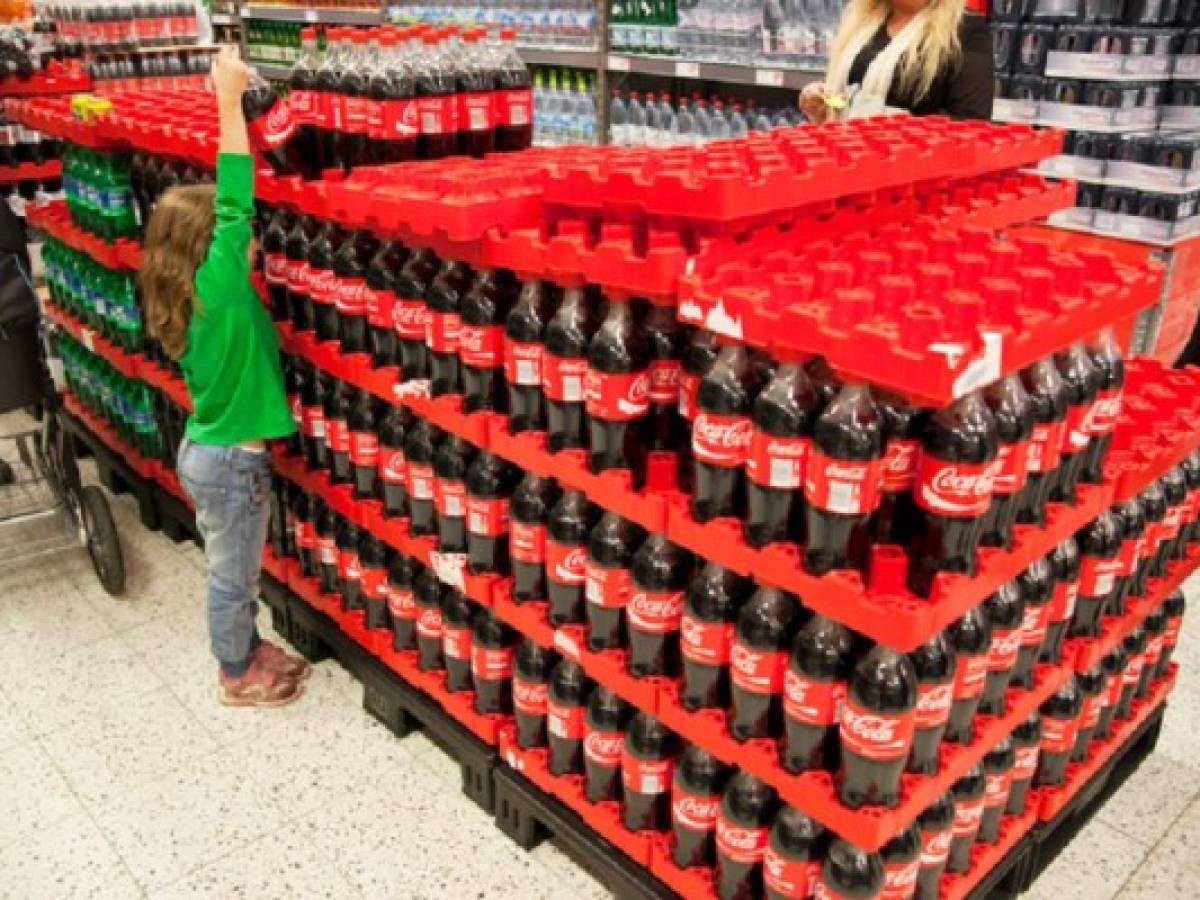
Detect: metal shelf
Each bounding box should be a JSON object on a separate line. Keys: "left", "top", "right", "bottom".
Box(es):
{"left": 252, "top": 61, "right": 294, "bottom": 80}
{"left": 241, "top": 5, "right": 383, "bottom": 25}
{"left": 211, "top": 12, "right": 237, "bottom": 26}
{"left": 518, "top": 46, "right": 604, "bottom": 69}
{"left": 606, "top": 53, "right": 821, "bottom": 89}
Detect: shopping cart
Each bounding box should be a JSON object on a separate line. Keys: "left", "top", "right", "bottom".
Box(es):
{"left": 0, "top": 330, "right": 125, "bottom": 595}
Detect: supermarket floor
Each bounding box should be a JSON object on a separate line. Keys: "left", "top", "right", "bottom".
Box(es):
{"left": 1, "top": 420, "right": 1200, "bottom": 899}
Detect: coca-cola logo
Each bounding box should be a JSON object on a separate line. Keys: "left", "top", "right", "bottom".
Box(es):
{"left": 553, "top": 548, "right": 587, "bottom": 581}
{"left": 884, "top": 441, "right": 917, "bottom": 473}
{"left": 393, "top": 301, "right": 428, "bottom": 332}
{"left": 416, "top": 608, "right": 442, "bottom": 634}
{"left": 916, "top": 683, "right": 953, "bottom": 714}
{"left": 694, "top": 414, "right": 754, "bottom": 450}
{"left": 308, "top": 268, "right": 337, "bottom": 298}
{"left": 381, "top": 453, "right": 405, "bottom": 481}
{"left": 337, "top": 279, "right": 365, "bottom": 303}
{"left": 954, "top": 802, "right": 984, "bottom": 833}
{"left": 843, "top": 708, "right": 902, "bottom": 744}
{"left": 387, "top": 589, "right": 414, "bottom": 615}
{"left": 764, "top": 438, "right": 807, "bottom": 459}
{"left": 717, "top": 822, "right": 767, "bottom": 853}
{"left": 616, "top": 373, "right": 650, "bottom": 415}
{"left": 628, "top": 592, "right": 684, "bottom": 627}
{"left": 673, "top": 794, "right": 719, "bottom": 830}
{"left": 513, "top": 680, "right": 548, "bottom": 709}
{"left": 931, "top": 466, "right": 992, "bottom": 497}
{"left": 459, "top": 327, "right": 488, "bottom": 354}
{"left": 921, "top": 830, "right": 953, "bottom": 865}
{"left": 825, "top": 462, "right": 870, "bottom": 482}
{"left": 991, "top": 629, "right": 1023, "bottom": 661}
{"left": 680, "top": 617, "right": 705, "bottom": 647}
{"left": 345, "top": 557, "right": 362, "bottom": 580}
{"left": 264, "top": 254, "right": 287, "bottom": 282}
{"left": 584, "top": 731, "right": 623, "bottom": 762}
{"left": 730, "top": 644, "right": 760, "bottom": 676}
{"left": 886, "top": 862, "right": 919, "bottom": 891}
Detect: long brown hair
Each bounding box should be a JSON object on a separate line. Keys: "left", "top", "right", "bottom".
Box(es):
{"left": 138, "top": 185, "right": 216, "bottom": 360}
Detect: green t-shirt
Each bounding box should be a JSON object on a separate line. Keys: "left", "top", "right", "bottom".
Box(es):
{"left": 182, "top": 153, "right": 294, "bottom": 446}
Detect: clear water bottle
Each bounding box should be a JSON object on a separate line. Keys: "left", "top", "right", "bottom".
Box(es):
{"left": 627, "top": 90, "right": 648, "bottom": 147}
{"left": 610, "top": 88, "right": 630, "bottom": 147}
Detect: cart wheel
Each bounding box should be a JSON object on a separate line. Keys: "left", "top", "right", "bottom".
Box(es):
{"left": 0, "top": 459, "right": 12, "bottom": 486}
{"left": 81, "top": 486, "right": 125, "bottom": 596}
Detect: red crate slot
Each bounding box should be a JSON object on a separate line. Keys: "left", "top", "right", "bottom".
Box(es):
{"left": 938, "top": 809, "right": 1037, "bottom": 900}
{"left": 261, "top": 545, "right": 293, "bottom": 584}
{"left": 492, "top": 582, "right": 557, "bottom": 649}
{"left": 650, "top": 835, "right": 720, "bottom": 900}
{"left": 288, "top": 568, "right": 342, "bottom": 619}
{"left": 0, "top": 159, "right": 62, "bottom": 185}
{"left": 1107, "top": 362, "right": 1200, "bottom": 504}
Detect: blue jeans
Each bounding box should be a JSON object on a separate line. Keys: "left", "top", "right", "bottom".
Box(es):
{"left": 178, "top": 438, "right": 272, "bottom": 678}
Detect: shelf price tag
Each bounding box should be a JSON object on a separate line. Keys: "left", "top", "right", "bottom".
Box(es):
{"left": 608, "top": 55, "right": 630, "bottom": 72}
{"left": 674, "top": 61, "right": 700, "bottom": 79}
{"left": 80, "top": 327, "right": 95, "bottom": 352}
{"left": 755, "top": 69, "right": 785, "bottom": 87}
{"left": 304, "top": 9, "right": 318, "bottom": 22}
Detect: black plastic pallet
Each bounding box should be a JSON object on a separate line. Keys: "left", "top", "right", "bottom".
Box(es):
{"left": 61, "top": 410, "right": 160, "bottom": 532}
{"left": 257, "top": 570, "right": 292, "bottom": 649}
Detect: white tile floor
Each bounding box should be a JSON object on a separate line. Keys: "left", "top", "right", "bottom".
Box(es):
{"left": 1, "top": 416, "right": 1198, "bottom": 899}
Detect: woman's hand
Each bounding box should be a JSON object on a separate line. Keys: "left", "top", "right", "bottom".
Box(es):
{"left": 800, "top": 81, "right": 830, "bottom": 124}
{"left": 211, "top": 44, "right": 250, "bottom": 108}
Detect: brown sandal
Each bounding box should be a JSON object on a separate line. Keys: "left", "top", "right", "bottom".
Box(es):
{"left": 218, "top": 659, "right": 304, "bottom": 708}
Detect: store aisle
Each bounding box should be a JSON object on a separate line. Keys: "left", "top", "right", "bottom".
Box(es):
{"left": 0, "top": 419, "right": 1197, "bottom": 899}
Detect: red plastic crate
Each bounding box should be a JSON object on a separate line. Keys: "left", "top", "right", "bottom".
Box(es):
{"left": 29, "top": 199, "right": 140, "bottom": 270}
{"left": 137, "top": 358, "right": 191, "bottom": 411}
{"left": 62, "top": 391, "right": 157, "bottom": 481}
{"left": 0, "top": 159, "right": 62, "bottom": 185}
{"left": 44, "top": 301, "right": 141, "bottom": 379}
{"left": 938, "top": 809, "right": 1037, "bottom": 900}
{"left": 0, "top": 64, "right": 91, "bottom": 97}
{"left": 649, "top": 835, "right": 719, "bottom": 900}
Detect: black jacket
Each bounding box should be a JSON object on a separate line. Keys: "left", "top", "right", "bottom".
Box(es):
{"left": 0, "top": 201, "right": 36, "bottom": 333}
{"left": 847, "top": 12, "right": 994, "bottom": 120}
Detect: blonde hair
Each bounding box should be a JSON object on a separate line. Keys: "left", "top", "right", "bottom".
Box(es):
{"left": 139, "top": 185, "right": 216, "bottom": 360}
{"left": 828, "top": 0, "right": 965, "bottom": 104}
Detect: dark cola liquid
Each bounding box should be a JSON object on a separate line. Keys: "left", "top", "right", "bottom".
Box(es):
{"left": 1050, "top": 343, "right": 1099, "bottom": 505}
{"left": 504, "top": 280, "right": 556, "bottom": 434}
{"left": 622, "top": 713, "right": 678, "bottom": 833}
{"left": 426, "top": 261, "right": 475, "bottom": 398}
{"left": 465, "top": 453, "right": 520, "bottom": 576}
{"left": 460, "top": 268, "right": 518, "bottom": 414}
{"left": 671, "top": 744, "right": 729, "bottom": 869}
{"left": 434, "top": 435, "right": 475, "bottom": 554}
{"left": 405, "top": 420, "right": 441, "bottom": 536}
{"left": 627, "top": 534, "right": 692, "bottom": 678}
{"left": 377, "top": 405, "right": 410, "bottom": 518}
{"left": 729, "top": 588, "right": 802, "bottom": 742}
{"left": 543, "top": 287, "right": 596, "bottom": 454}
{"left": 546, "top": 490, "right": 597, "bottom": 626}
{"left": 547, "top": 659, "right": 589, "bottom": 776}
{"left": 586, "top": 299, "right": 650, "bottom": 484}
{"left": 510, "top": 474, "right": 561, "bottom": 602}
{"left": 981, "top": 374, "right": 1034, "bottom": 550}
{"left": 394, "top": 248, "right": 439, "bottom": 382}
{"left": 514, "top": 639, "right": 556, "bottom": 749}
{"left": 1016, "top": 359, "right": 1068, "bottom": 527}
{"left": 837, "top": 646, "right": 917, "bottom": 809}
{"left": 584, "top": 514, "right": 646, "bottom": 653}
{"left": 471, "top": 609, "right": 515, "bottom": 715}
{"left": 680, "top": 563, "right": 750, "bottom": 712}
{"left": 692, "top": 345, "right": 761, "bottom": 524}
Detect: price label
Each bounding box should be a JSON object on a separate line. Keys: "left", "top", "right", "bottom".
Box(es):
{"left": 304, "top": 9, "right": 318, "bottom": 22}
{"left": 554, "top": 629, "right": 581, "bottom": 661}
{"left": 81, "top": 328, "right": 95, "bottom": 352}
{"left": 608, "top": 55, "right": 630, "bottom": 72}
{"left": 431, "top": 551, "right": 467, "bottom": 590}
{"left": 675, "top": 61, "right": 700, "bottom": 79}
{"left": 756, "top": 69, "right": 785, "bottom": 88}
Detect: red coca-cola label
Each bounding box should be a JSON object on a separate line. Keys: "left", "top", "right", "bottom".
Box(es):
{"left": 443, "top": 623, "right": 471, "bottom": 661}
{"left": 583, "top": 729, "right": 624, "bottom": 767}
{"left": 338, "top": 550, "right": 361, "bottom": 584}
{"left": 1162, "top": 505, "right": 1185, "bottom": 542}
{"left": 542, "top": 353, "right": 587, "bottom": 403}
{"left": 764, "top": 848, "right": 820, "bottom": 899}
{"left": 730, "top": 643, "right": 786, "bottom": 695}
{"left": 349, "top": 431, "right": 378, "bottom": 468}
{"left": 497, "top": 88, "right": 533, "bottom": 127}
{"left": 545, "top": 539, "right": 586, "bottom": 586}
{"left": 1123, "top": 655, "right": 1145, "bottom": 688}
{"left": 407, "top": 463, "right": 435, "bottom": 502}
{"left": 286, "top": 258, "right": 310, "bottom": 294}
{"left": 1080, "top": 693, "right": 1104, "bottom": 732}
{"left": 805, "top": 449, "right": 882, "bottom": 516}
{"left": 366, "top": 287, "right": 395, "bottom": 329}
{"left": 881, "top": 860, "right": 921, "bottom": 900}
{"left": 334, "top": 277, "right": 367, "bottom": 316}
{"left": 263, "top": 252, "right": 287, "bottom": 287}
{"left": 1079, "top": 555, "right": 1121, "bottom": 598}
{"left": 992, "top": 440, "right": 1031, "bottom": 495}
{"left": 672, "top": 788, "right": 720, "bottom": 832}
{"left": 1027, "top": 420, "right": 1065, "bottom": 474}
{"left": 504, "top": 340, "right": 542, "bottom": 387}
{"left": 914, "top": 681, "right": 954, "bottom": 729}
{"left": 716, "top": 817, "right": 769, "bottom": 865}
{"left": 547, "top": 698, "right": 585, "bottom": 740}
{"left": 1089, "top": 388, "right": 1123, "bottom": 435}
{"left": 325, "top": 417, "right": 350, "bottom": 456}
{"left": 393, "top": 297, "right": 429, "bottom": 340}
{"left": 513, "top": 676, "right": 548, "bottom": 716}
{"left": 1106, "top": 668, "right": 1125, "bottom": 706}
{"left": 458, "top": 92, "right": 493, "bottom": 132}
{"left": 418, "top": 95, "right": 455, "bottom": 136}
{"left": 383, "top": 98, "right": 420, "bottom": 138}
{"left": 783, "top": 672, "right": 844, "bottom": 726}
{"left": 1021, "top": 599, "right": 1052, "bottom": 647}
{"left": 434, "top": 478, "right": 466, "bottom": 519}
{"left": 1143, "top": 635, "right": 1164, "bottom": 673}
{"left": 1166, "top": 614, "right": 1183, "bottom": 648}
{"left": 366, "top": 98, "right": 385, "bottom": 140}
{"left": 1141, "top": 521, "right": 1163, "bottom": 561}
{"left": 952, "top": 797, "right": 985, "bottom": 838}
{"left": 626, "top": 590, "right": 685, "bottom": 634}
{"left": 317, "top": 535, "right": 338, "bottom": 566}
{"left": 301, "top": 404, "right": 325, "bottom": 440}
{"left": 1119, "top": 537, "right": 1145, "bottom": 576}
{"left": 880, "top": 438, "right": 920, "bottom": 493}
{"left": 920, "top": 828, "right": 953, "bottom": 868}
{"left": 648, "top": 359, "right": 681, "bottom": 405}
{"left": 679, "top": 372, "right": 701, "bottom": 421}
{"left": 247, "top": 99, "right": 296, "bottom": 150}
{"left": 1064, "top": 403, "right": 1092, "bottom": 453}
{"left": 307, "top": 267, "right": 338, "bottom": 308}
{"left": 510, "top": 522, "right": 546, "bottom": 565}
{"left": 954, "top": 653, "right": 989, "bottom": 700}
{"left": 295, "top": 520, "right": 316, "bottom": 551}
{"left": 289, "top": 395, "right": 303, "bottom": 432}
{"left": 585, "top": 369, "right": 651, "bottom": 422}
{"left": 914, "top": 453, "right": 994, "bottom": 518}
{"left": 459, "top": 324, "right": 504, "bottom": 369}
{"left": 1040, "top": 715, "right": 1076, "bottom": 755}
{"left": 746, "top": 431, "right": 810, "bottom": 490}
{"left": 361, "top": 566, "right": 388, "bottom": 601}
{"left": 427, "top": 311, "right": 461, "bottom": 354}
{"left": 1012, "top": 746, "right": 1040, "bottom": 780}
{"left": 692, "top": 412, "right": 754, "bottom": 468}
{"left": 467, "top": 495, "right": 510, "bottom": 538}
{"left": 379, "top": 447, "right": 406, "bottom": 485}
{"left": 387, "top": 585, "right": 415, "bottom": 621}
{"left": 1050, "top": 581, "right": 1079, "bottom": 623}
{"left": 680, "top": 615, "right": 734, "bottom": 666}
{"left": 839, "top": 695, "right": 916, "bottom": 761}
{"left": 622, "top": 753, "right": 673, "bottom": 795}
{"left": 984, "top": 770, "right": 1013, "bottom": 809}
{"left": 987, "top": 627, "right": 1022, "bottom": 673}
{"left": 585, "top": 561, "right": 632, "bottom": 610}
{"left": 471, "top": 644, "right": 515, "bottom": 682}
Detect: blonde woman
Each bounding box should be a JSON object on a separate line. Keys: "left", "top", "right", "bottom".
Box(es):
{"left": 801, "top": 0, "right": 993, "bottom": 122}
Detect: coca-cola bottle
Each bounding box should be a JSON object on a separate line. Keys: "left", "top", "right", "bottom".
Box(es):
{"left": 1157, "top": 590, "right": 1185, "bottom": 679}
{"left": 979, "top": 737, "right": 1015, "bottom": 844}
{"left": 1096, "top": 644, "right": 1127, "bottom": 741}
{"left": 1156, "top": 467, "right": 1188, "bottom": 573}
{"left": 1179, "top": 451, "right": 1200, "bottom": 551}
{"left": 1109, "top": 496, "right": 1144, "bottom": 618}
{"left": 745, "top": 361, "right": 820, "bottom": 548}
{"left": 907, "top": 392, "right": 999, "bottom": 597}
{"left": 680, "top": 562, "right": 750, "bottom": 712}
{"left": 441, "top": 588, "right": 475, "bottom": 692}
{"left": 1083, "top": 329, "right": 1124, "bottom": 484}
{"left": 627, "top": 534, "right": 692, "bottom": 678}
{"left": 871, "top": 390, "right": 923, "bottom": 547}
{"left": 547, "top": 658, "right": 589, "bottom": 775}
{"left": 504, "top": 279, "right": 555, "bottom": 434}
{"left": 1043, "top": 538, "right": 1080, "bottom": 664}
{"left": 1072, "top": 511, "right": 1121, "bottom": 640}
{"left": 434, "top": 434, "right": 475, "bottom": 552}
{"left": 514, "top": 639, "right": 557, "bottom": 749}
{"left": 465, "top": 452, "right": 520, "bottom": 575}
{"left": 394, "top": 248, "right": 438, "bottom": 383}
{"left": 546, "top": 489, "right": 598, "bottom": 626}
{"left": 284, "top": 356, "right": 306, "bottom": 458}
{"left": 365, "top": 240, "right": 405, "bottom": 368}
{"left": 1016, "top": 358, "right": 1068, "bottom": 527}
{"left": 679, "top": 328, "right": 719, "bottom": 426}
{"left": 622, "top": 713, "right": 678, "bottom": 832}
{"left": 494, "top": 27, "right": 534, "bottom": 150}
{"left": 292, "top": 490, "right": 318, "bottom": 578}
{"left": 643, "top": 302, "right": 687, "bottom": 456}
{"left": 1134, "top": 480, "right": 1167, "bottom": 595}
{"left": 415, "top": 30, "right": 457, "bottom": 159}
{"left": 323, "top": 378, "right": 354, "bottom": 485}
{"left": 347, "top": 389, "right": 380, "bottom": 500}
{"left": 584, "top": 685, "right": 629, "bottom": 802}
{"left": 804, "top": 384, "right": 884, "bottom": 576}
{"left": 1115, "top": 628, "right": 1146, "bottom": 720}
{"left": 1051, "top": 342, "right": 1100, "bottom": 504}
{"left": 946, "top": 765, "right": 985, "bottom": 873}
{"left": 315, "top": 506, "right": 339, "bottom": 594}
{"left": 907, "top": 633, "right": 956, "bottom": 775}
{"left": 585, "top": 513, "right": 646, "bottom": 652}
{"left": 359, "top": 534, "right": 389, "bottom": 629}
{"left": 838, "top": 645, "right": 918, "bottom": 809}
{"left": 1034, "top": 676, "right": 1082, "bottom": 786}
{"left": 1012, "top": 556, "right": 1054, "bottom": 690}
{"left": 301, "top": 367, "right": 329, "bottom": 472}
{"left": 511, "top": 474, "right": 560, "bottom": 602}
{"left": 415, "top": 567, "right": 444, "bottom": 671}
{"left": 1071, "top": 663, "right": 1105, "bottom": 762}
{"left": 456, "top": 29, "right": 495, "bottom": 157}
{"left": 1006, "top": 712, "right": 1041, "bottom": 815}
{"left": 729, "top": 587, "right": 802, "bottom": 742}
{"left": 460, "top": 268, "right": 518, "bottom": 414}
{"left": 692, "top": 345, "right": 760, "bottom": 523}
{"left": 586, "top": 298, "right": 651, "bottom": 483}
{"left": 981, "top": 374, "right": 1034, "bottom": 549}
{"left": 374, "top": 30, "right": 419, "bottom": 163}
{"left": 261, "top": 206, "right": 292, "bottom": 321}
{"left": 243, "top": 68, "right": 317, "bottom": 178}
{"left": 1138, "top": 608, "right": 1166, "bottom": 698}
{"left": 781, "top": 615, "right": 853, "bottom": 774}
{"left": 806, "top": 356, "right": 842, "bottom": 406}
{"left": 715, "top": 772, "right": 778, "bottom": 900}
{"left": 387, "top": 554, "right": 419, "bottom": 651}
{"left": 915, "top": 792, "right": 955, "bottom": 900}
{"left": 817, "top": 840, "right": 885, "bottom": 900}
{"left": 944, "top": 605, "right": 991, "bottom": 745}
{"left": 308, "top": 220, "right": 341, "bottom": 344}
{"left": 288, "top": 27, "right": 325, "bottom": 173}
{"left": 763, "top": 805, "right": 824, "bottom": 900}
{"left": 284, "top": 213, "right": 317, "bottom": 333}
{"left": 880, "top": 822, "right": 920, "bottom": 900}
{"left": 978, "top": 580, "right": 1024, "bottom": 716}
{"left": 672, "top": 744, "right": 730, "bottom": 870}
{"left": 377, "top": 405, "right": 410, "bottom": 519}
{"left": 333, "top": 229, "right": 374, "bottom": 355}
{"left": 426, "top": 260, "right": 474, "bottom": 398}
{"left": 471, "top": 608, "right": 515, "bottom": 714}
{"left": 543, "top": 286, "right": 597, "bottom": 453}
{"left": 337, "top": 31, "right": 371, "bottom": 170}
